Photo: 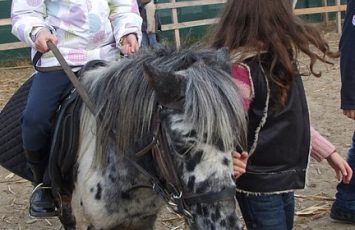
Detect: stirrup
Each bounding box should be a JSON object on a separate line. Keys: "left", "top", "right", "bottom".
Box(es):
{"left": 31, "top": 183, "right": 51, "bottom": 194}
{"left": 29, "top": 183, "right": 60, "bottom": 218}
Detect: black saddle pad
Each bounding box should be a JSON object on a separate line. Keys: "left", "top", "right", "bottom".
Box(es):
{"left": 0, "top": 60, "right": 106, "bottom": 182}
{"left": 0, "top": 76, "right": 33, "bottom": 181}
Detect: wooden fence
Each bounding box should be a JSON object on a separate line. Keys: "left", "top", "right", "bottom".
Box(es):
{"left": 0, "top": 0, "right": 347, "bottom": 51}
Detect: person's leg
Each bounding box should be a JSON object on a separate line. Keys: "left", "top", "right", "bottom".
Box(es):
{"left": 330, "top": 132, "right": 355, "bottom": 223}
{"left": 22, "top": 71, "right": 71, "bottom": 150}
{"left": 147, "top": 32, "right": 160, "bottom": 49}
{"left": 141, "top": 32, "right": 149, "bottom": 48}
{"left": 283, "top": 192, "right": 295, "bottom": 230}
{"left": 236, "top": 192, "right": 294, "bottom": 230}
{"left": 22, "top": 70, "right": 70, "bottom": 217}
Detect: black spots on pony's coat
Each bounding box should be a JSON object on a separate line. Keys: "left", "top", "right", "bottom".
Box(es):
{"left": 222, "top": 157, "right": 230, "bottom": 166}
{"left": 216, "top": 138, "right": 225, "bottom": 152}
{"left": 202, "top": 219, "right": 213, "bottom": 229}
{"left": 86, "top": 225, "right": 95, "bottom": 230}
{"left": 211, "top": 206, "right": 221, "bottom": 222}
{"left": 186, "top": 151, "right": 203, "bottom": 172}
{"left": 196, "top": 203, "right": 210, "bottom": 217}
{"left": 196, "top": 204, "right": 210, "bottom": 217}
{"left": 202, "top": 206, "right": 209, "bottom": 217}
{"left": 106, "top": 155, "right": 117, "bottom": 183}
{"left": 220, "top": 219, "right": 227, "bottom": 227}
{"left": 108, "top": 173, "right": 116, "bottom": 183}
{"left": 120, "top": 191, "right": 130, "bottom": 200}
{"left": 209, "top": 224, "right": 216, "bottom": 230}
{"left": 72, "top": 163, "right": 79, "bottom": 185}
{"left": 95, "top": 183, "right": 102, "bottom": 200}
{"left": 227, "top": 214, "right": 238, "bottom": 228}
{"left": 111, "top": 165, "right": 116, "bottom": 173}
{"left": 196, "top": 179, "right": 210, "bottom": 193}
{"left": 187, "top": 175, "right": 196, "bottom": 191}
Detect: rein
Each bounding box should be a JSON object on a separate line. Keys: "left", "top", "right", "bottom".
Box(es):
{"left": 33, "top": 41, "right": 96, "bottom": 114}
{"left": 125, "top": 105, "right": 236, "bottom": 221}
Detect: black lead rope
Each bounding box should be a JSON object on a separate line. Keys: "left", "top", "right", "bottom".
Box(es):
{"left": 33, "top": 41, "right": 96, "bottom": 115}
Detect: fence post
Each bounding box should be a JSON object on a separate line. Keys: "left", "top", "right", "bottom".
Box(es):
{"left": 171, "top": 0, "right": 181, "bottom": 48}
{"left": 336, "top": 0, "right": 342, "bottom": 33}
{"left": 323, "top": 0, "right": 329, "bottom": 26}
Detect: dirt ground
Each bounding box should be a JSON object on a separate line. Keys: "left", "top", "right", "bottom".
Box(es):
{"left": 0, "top": 31, "right": 355, "bottom": 230}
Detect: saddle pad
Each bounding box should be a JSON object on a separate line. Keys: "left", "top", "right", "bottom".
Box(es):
{"left": 0, "top": 60, "right": 105, "bottom": 182}
{"left": 0, "top": 76, "right": 33, "bottom": 181}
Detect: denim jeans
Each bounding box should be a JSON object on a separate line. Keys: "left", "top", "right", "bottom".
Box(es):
{"left": 22, "top": 71, "right": 70, "bottom": 151}
{"left": 236, "top": 192, "right": 295, "bottom": 230}
{"left": 334, "top": 132, "right": 355, "bottom": 210}
{"left": 141, "top": 32, "right": 160, "bottom": 49}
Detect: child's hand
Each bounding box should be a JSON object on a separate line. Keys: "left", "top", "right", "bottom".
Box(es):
{"left": 120, "top": 33, "right": 139, "bottom": 55}
{"left": 326, "top": 151, "right": 353, "bottom": 184}
{"left": 232, "top": 151, "right": 248, "bottom": 178}
{"left": 34, "top": 29, "right": 58, "bottom": 53}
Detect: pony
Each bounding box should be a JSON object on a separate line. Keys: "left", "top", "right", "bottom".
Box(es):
{"left": 56, "top": 47, "right": 247, "bottom": 230}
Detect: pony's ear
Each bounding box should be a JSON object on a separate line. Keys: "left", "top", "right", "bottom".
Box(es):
{"left": 216, "top": 47, "right": 232, "bottom": 73}
{"left": 143, "top": 62, "right": 185, "bottom": 109}
{"left": 216, "top": 47, "right": 230, "bottom": 63}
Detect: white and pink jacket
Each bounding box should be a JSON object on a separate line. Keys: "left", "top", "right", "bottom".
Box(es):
{"left": 11, "top": 0, "right": 142, "bottom": 67}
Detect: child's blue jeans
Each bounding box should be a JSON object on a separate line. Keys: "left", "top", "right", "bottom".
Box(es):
{"left": 22, "top": 70, "right": 70, "bottom": 151}
{"left": 334, "top": 132, "right": 355, "bottom": 210}
{"left": 236, "top": 191, "right": 294, "bottom": 230}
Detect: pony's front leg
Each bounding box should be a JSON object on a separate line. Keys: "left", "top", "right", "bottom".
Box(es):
{"left": 71, "top": 189, "right": 92, "bottom": 230}
{"left": 57, "top": 194, "right": 76, "bottom": 230}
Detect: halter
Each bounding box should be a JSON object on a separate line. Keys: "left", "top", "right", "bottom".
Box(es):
{"left": 124, "top": 104, "right": 236, "bottom": 222}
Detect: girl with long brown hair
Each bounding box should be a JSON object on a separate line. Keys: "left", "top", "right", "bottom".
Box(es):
{"left": 209, "top": 0, "right": 352, "bottom": 229}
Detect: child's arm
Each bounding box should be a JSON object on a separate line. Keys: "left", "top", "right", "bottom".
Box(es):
{"left": 311, "top": 127, "right": 352, "bottom": 183}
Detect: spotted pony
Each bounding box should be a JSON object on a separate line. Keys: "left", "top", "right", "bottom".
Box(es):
{"left": 59, "top": 47, "right": 247, "bottom": 230}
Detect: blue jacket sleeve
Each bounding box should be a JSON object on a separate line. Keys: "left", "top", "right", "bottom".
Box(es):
{"left": 340, "top": 0, "right": 355, "bottom": 109}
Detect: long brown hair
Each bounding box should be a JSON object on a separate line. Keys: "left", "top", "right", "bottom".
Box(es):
{"left": 209, "top": 0, "right": 338, "bottom": 108}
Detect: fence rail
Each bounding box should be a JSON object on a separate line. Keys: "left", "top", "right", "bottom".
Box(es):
{"left": 0, "top": 0, "right": 347, "bottom": 51}
{"left": 0, "top": 18, "right": 10, "bottom": 26}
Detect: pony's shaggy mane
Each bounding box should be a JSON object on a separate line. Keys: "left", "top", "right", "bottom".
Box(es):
{"left": 80, "top": 47, "right": 247, "bottom": 168}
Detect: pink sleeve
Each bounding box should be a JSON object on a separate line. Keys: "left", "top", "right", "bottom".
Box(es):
{"left": 231, "top": 64, "right": 252, "bottom": 111}
{"left": 310, "top": 126, "right": 336, "bottom": 161}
